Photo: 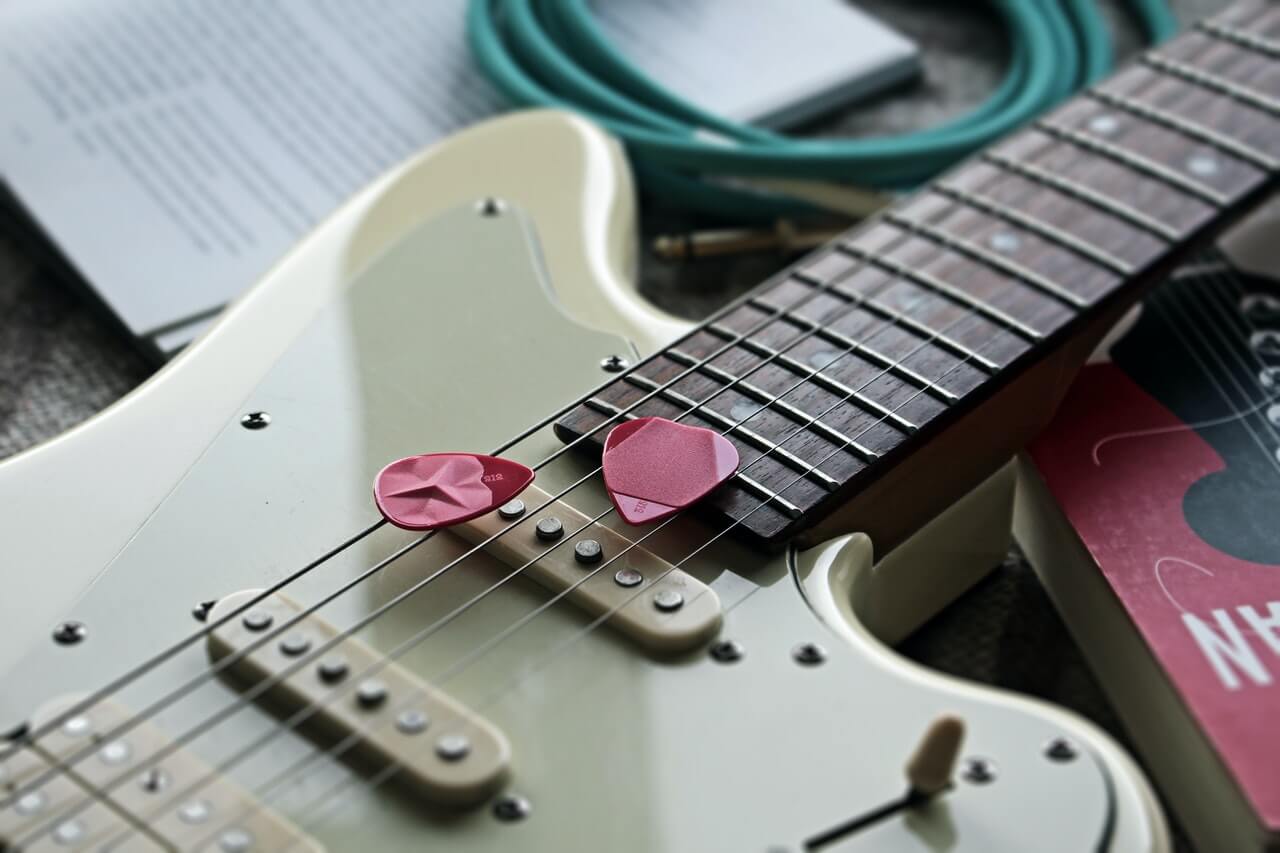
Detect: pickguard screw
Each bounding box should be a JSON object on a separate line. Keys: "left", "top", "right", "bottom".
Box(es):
{"left": 600, "top": 354, "right": 630, "bottom": 373}
{"left": 791, "top": 642, "right": 826, "bottom": 665}
{"left": 192, "top": 600, "right": 216, "bottom": 622}
{"left": 138, "top": 767, "right": 170, "bottom": 793}
{"left": 493, "top": 793, "right": 531, "bottom": 822}
{"left": 1044, "top": 737, "right": 1078, "bottom": 762}
{"left": 240, "top": 412, "right": 270, "bottom": 430}
{"left": 476, "top": 197, "right": 506, "bottom": 217}
{"left": 52, "top": 621, "right": 87, "bottom": 646}
{"left": 709, "top": 639, "right": 743, "bottom": 663}
{"left": 961, "top": 756, "right": 997, "bottom": 784}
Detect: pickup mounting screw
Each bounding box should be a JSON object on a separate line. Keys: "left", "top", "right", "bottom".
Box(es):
{"left": 476, "top": 197, "right": 506, "bottom": 217}
{"left": 792, "top": 642, "right": 826, "bottom": 665}
{"left": 1044, "top": 737, "right": 1078, "bottom": 762}
{"left": 138, "top": 767, "right": 170, "bottom": 793}
{"left": 52, "top": 621, "right": 87, "bottom": 646}
{"left": 961, "top": 756, "right": 997, "bottom": 784}
{"left": 239, "top": 411, "right": 270, "bottom": 430}
{"left": 710, "top": 639, "right": 743, "bottom": 663}
{"left": 493, "top": 793, "right": 531, "bottom": 822}
{"left": 600, "top": 354, "right": 629, "bottom": 373}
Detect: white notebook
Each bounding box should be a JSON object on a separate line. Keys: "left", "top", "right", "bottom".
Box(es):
{"left": 0, "top": 0, "right": 917, "bottom": 357}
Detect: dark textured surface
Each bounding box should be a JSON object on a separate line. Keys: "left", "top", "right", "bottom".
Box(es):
{"left": 0, "top": 3, "right": 1228, "bottom": 849}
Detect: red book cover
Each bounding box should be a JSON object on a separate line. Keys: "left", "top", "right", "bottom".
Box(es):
{"left": 1028, "top": 254, "right": 1280, "bottom": 829}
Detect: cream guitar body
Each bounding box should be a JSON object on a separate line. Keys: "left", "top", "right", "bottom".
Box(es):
{"left": 0, "top": 111, "right": 1168, "bottom": 852}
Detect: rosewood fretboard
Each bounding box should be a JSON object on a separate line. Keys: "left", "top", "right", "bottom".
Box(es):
{"left": 556, "top": 1, "right": 1280, "bottom": 547}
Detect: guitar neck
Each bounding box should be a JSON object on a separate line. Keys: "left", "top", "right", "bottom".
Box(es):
{"left": 556, "top": 0, "right": 1280, "bottom": 550}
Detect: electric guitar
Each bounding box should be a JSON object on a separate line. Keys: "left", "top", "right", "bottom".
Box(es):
{"left": 3, "top": 2, "right": 1279, "bottom": 850}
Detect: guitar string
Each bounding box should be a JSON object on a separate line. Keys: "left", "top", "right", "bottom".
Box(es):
{"left": 1197, "top": 266, "right": 1280, "bottom": 452}
{"left": 176, "top": 182, "right": 1104, "bottom": 852}
{"left": 1167, "top": 257, "right": 1280, "bottom": 467}
{"left": 262, "top": 56, "right": 1280, "bottom": 841}
{"left": 94, "top": 200, "right": 1040, "bottom": 853}
{"left": 17, "top": 56, "right": 1240, "bottom": 843}
{"left": 1138, "top": 249, "right": 1280, "bottom": 462}
{"left": 0, "top": 199, "right": 942, "bottom": 797}
{"left": 12, "top": 192, "right": 1013, "bottom": 841}
{"left": 100, "top": 167, "right": 1069, "bottom": 852}
{"left": 246, "top": 233, "right": 1092, "bottom": 851}
{"left": 1197, "top": 250, "right": 1280, "bottom": 424}
{"left": 30, "top": 145, "right": 1246, "bottom": 853}
{"left": 2, "top": 194, "right": 940, "bottom": 772}
{"left": 20, "top": 16, "right": 1230, "bottom": 769}
{"left": 41, "top": 91, "right": 1225, "bottom": 848}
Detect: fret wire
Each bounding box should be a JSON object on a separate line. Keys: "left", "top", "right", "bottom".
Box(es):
{"left": 838, "top": 241, "right": 1047, "bottom": 340}
{"left": 1035, "top": 118, "right": 1231, "bottom": 206}
{"left": 85, "top": 21, "right": 1280, "bottom": 845}
{"left": 745, "top": 295, "right": 960, "bottom": 404}
{"left": 981, "top": 149, "right": 1182, "bottom": 241}
{"left": 791, "top": 271, "right": 1002, "bottom": 373}
{"left": 883, "top": 210, "right": 1092, "bottom": 309}
{"left": 705, "top": 321, "right": 920, "bottom": 434}
{"left": 1086, "top": 88, "right": 1278, "bottom": 170}
{"left": 1142, "top": 51, "right": 1280, "bottom": 118}
{"left": 27, "top": 19, "right": 1280, "bottom": 845}
{"left": 1197, "top": 19, "right": 1280, "bottom": 60}
{"left": 582, "top": 397, "right": 805, "bottom": 519}
{"left": 620, "top": 372, "right": 841, "bottom": 491}
{"left": 933, "top": 182, "right": 1135, "bottom": 275}
{"left": 664, "top": 347, "right": 881, "bottom": 459}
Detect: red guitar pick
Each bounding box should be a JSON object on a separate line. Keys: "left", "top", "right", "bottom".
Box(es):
{"left": 602, "top": 417, "right": 739, "bottom": 525}
{"left": 374, "top": 453, "right": 534, "bottom": 531}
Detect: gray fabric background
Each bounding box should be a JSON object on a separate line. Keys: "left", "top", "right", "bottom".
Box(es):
{"left": 0, "top": 3, "right": 1229, "bottom": 849}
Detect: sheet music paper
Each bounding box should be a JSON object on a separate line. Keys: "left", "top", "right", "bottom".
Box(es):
{"left": 0, "top": 0, "right": 916, "bottom": 356}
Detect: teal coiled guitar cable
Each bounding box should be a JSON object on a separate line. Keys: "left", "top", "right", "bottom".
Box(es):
{"left": 467, "top": 0, "right": 1178, "bottom": 219}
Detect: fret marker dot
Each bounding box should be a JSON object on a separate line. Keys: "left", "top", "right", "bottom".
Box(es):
{"left": 989, "top": 231, "right": 1021, "bottom": 253}
{"left": 808, "top": 350, "right": 839, "bottom": 369}
{"left": 1186, "top": 154, "right": 1219, "bottom": 177}
{"left": 730, "top": 402, "right": 762, "bottom": 422}
{"left": 1267, "top": 404, "right": 1280, "bottom": 428}
{"left": 1088, "top": 114, "right": 1120, "bottom": 135}
{"left": 1262, "top": 367, "right": 1280, "bottom": 391}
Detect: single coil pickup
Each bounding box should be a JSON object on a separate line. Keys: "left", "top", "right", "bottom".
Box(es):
{"left": 207, "top": 592, "right": 510, "bottom": 808}
{"left": 454, "top": 484, "right": 723, "bottom": 655}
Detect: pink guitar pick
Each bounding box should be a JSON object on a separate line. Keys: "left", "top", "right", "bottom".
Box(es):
{"left": 602, "top": 417, "right": 739, "bottom": 525}
{"left": 374, "top": 453, "right": 534, "bottom": 531}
